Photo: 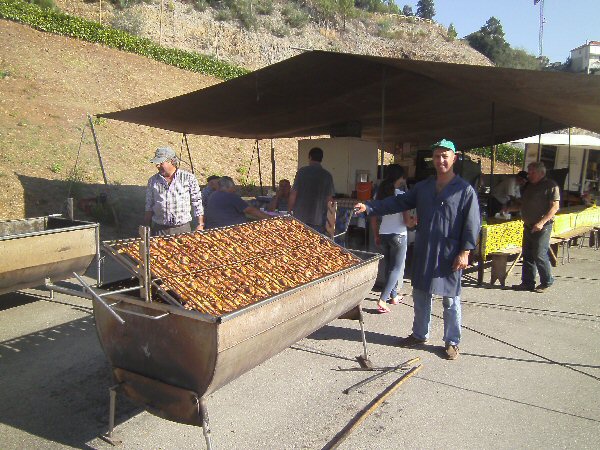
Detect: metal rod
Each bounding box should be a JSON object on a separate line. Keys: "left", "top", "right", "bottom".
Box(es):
{"left": 199, "top": 398, "right": 213, "bottom": 450}
{"left": 379, "top": 66, "right": 386, "bottom": 180}
{"left": 488, "top": 102, "right": 496, "bottom": 217}
{"left": 270, "top": 139, "right": 276, "bottom": 191}
{"left": 66, "top": 197, "right": 74, "bottom": 220}
{"left": 537, "top": 116, "right": 543, "bottom": 162}
{"left": 567, "top": 128, "right": 571, "bottom": 207}
{"left": 96, "top": 225, "right": 102, "bottom": 286}
{"left": 344, "top": 357, "right": 420, "bottom": 394}
{"left": 139, "top": 226, "right": 152, "bottom": 302}
{"left": 358, "top": 308, "right": 369, "bottom": 361}
{"left": 87, "top": 113, "right": 109, "bottom": 186}
{"left": 184, "top": 133, "right": 195, "bottom": 174}
{"left": 256, "top": 139, "right": 264, "bottom": 195}
{"left": 73, "top": 273, "right": 126, "bottom": 325}
{"left": 97, "top": 285, "right": 142, "bottom": 296}
{"left": 323, "top": 365, "right": 423, "bottom": 450}
{"left": 108, "top": 385, "right": 117, "bottom": 438}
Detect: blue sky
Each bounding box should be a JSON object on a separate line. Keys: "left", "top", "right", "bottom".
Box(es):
{"left": 416, "top": 0, "right": 599, "bottom": 63}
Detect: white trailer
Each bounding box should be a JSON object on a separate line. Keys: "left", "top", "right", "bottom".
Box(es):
{"left": 516, "top": 134, "right": 600, "bottom": 197}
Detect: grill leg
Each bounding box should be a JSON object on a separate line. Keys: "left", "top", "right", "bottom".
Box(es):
{"left": 108, "top": 385, "right": 117, "bottom": 438}
{"left": 355, "top": 308, "right": 374, "bottom": 369}
{"left": 99, "top": 385, "right": 121, "bottom": 445}
{"left": 199, "top": 398, "right": 213, "bottom": 450}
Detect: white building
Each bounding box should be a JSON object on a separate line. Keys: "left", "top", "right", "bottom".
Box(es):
{"left": 570, "top": 41, "right": 600, "bottom": 74}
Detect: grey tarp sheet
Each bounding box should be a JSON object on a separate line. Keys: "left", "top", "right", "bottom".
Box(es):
{"left": 99, "top": 51, "right": 600, "bottom": 150}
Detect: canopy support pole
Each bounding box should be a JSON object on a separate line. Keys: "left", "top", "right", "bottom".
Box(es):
{"left": 183, "top": 133, "right": 195, "bottom": 174}
{"left": 537, "top": 117, "right": 543, "bottom": 162}
{"left": 270, "top": 139, "right": 276, "bottom": 191}
{"left": 567, "top": 128, "right": 572, "bottom": 207}
{"left": 87, "top": 113, "right": 109, "bottom": 186}
{"left": 379, "top": 66, "right": 386, "bottom": 180}
{"left": 256, "top": 139, "right": 264, "bottom": 195}
{"left": 488, "top": 103, "right": 496, "bottom": 217}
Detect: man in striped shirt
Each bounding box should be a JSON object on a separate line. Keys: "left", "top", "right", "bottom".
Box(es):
{"left": 144, "top": 147, "right": 204, "bottom": 236}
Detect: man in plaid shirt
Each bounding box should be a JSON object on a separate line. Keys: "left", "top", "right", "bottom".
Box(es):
{"left": 144, "top": 147, "right": 204, "bottom": 236}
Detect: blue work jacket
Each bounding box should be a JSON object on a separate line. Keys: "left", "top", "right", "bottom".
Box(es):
{"left": 366, "top": 175, "right": 480, "bottom": 297}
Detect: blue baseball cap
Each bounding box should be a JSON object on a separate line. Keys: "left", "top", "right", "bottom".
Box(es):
{"left": 431, "top": 139, "right": 456, "bottom": 153}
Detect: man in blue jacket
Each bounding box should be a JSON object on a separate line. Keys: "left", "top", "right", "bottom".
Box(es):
{"left": 355, "top": 139, "right": 480, "bottom": 360}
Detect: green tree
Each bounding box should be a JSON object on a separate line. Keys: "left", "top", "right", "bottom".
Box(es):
{"left": 337, "top": 0, "right": 355, "bottom": 30}
{"left": 465, "top": 16, "right": 509, "bottom": 62}
{"left": 402, "top": 4, "right": 413, "bottom": 16}
{"left": 416, "top": 0, "right": 434, "bottom": 19}
{"left": 447, "top": 22, "right": 457, "bottom": 40}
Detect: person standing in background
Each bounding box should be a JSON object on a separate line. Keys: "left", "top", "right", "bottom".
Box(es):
{"left": 144, "top": 146, "right": 204, "bottom": 236}
{"left": 288, "top": 147, "right": 335, "bottom": 233}
{"left": 370, "top": 165, "right": 416, "bottom": 314}
{"left": 508, "top": 161, "right": 560, "bottom": 293}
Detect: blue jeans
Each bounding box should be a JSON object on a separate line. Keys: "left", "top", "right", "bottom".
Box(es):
{"left": 521, "top": 222, "right": 554, "bottom": 288}
{"left": 379, "top": 234, "right": 408, "bottom": 300}
{"left": 412, "top": 288, "right": 461, "bottom": 346}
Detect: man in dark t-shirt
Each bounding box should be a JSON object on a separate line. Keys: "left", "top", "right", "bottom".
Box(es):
{"left": 205, "top": 177, "right": 270, "bottom": 229}
{"left": 288, "top": 147, "right": 335, "bottom": 233}
{"left": 507, "top": 161, "right": 560, "bottom": 293}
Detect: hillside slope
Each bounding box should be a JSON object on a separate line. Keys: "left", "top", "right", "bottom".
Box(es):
{"left": 54, "top": 0, "right": 492, "bottom": 70}
{"left": 0, "top": 19, "right": 300, "bottom": 236}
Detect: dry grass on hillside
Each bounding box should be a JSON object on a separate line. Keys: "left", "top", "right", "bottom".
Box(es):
{"left": 0, "top": 20, "right": 299, "bottom": 238}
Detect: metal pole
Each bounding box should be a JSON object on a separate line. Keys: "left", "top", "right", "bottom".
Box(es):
{"left": 379, "top": 66, "right": 386, "bottom": 180}
{"left": 184, "top": 133, "right": 195, "bottom": 174}
{"left": 488, "top": 103, "right": 496, "bottom": 217}
{"left": 270, "top": 139, "right": 276, "bottom": 191}
{"left": 87, "top": 114, "right": 109, "bottom": 186}
{"left": 107, "top": 385, "right": 117, "bottom": 438}
{"left": 538, "top": 0, "right": 545, "bottom": 57}
{"left": 200, "top": 398, "right": 213, "bottom": 450}
{"left": 139, "top": 226, "right": 152, "bottom": 302}
{"left": 537, "top": 116, "right": 543, "bottom": 162}
{"left": 567, "top": 128, "right": 572, "bottom": 207}
{"left": 67, "top": 197, "right": 74, "bottom": 220}
{"left": 256, "top": 139, "right": 264, "bottom": 195}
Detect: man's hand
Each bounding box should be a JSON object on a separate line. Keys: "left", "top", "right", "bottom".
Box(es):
{"left": 531, "top": 221, "right": 544, "bottom": 232}
{"left": 194, "top": 223, "right": 204, "bottom": 232}
{"left": 452, "top": 250, "right": 470, "bottom": 271}
{"left": 354, "top": 203, "right": 367, "bottom": 214}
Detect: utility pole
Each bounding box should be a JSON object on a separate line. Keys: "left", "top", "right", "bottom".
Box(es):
{"left": 536, "top": 0, "right": 545, "bottom": 57}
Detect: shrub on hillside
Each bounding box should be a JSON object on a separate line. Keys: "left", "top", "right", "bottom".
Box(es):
{"left": 25, "top": 0, "right": 55, "bottom": 10}
{"left": 192, "top": 0, "right": 208, "bottom": 12}
{"left": 255, "top": 0, "right": 273, "bottom": 15}
{"left": 282, "top": 4, "right": 308, "bottom": 29}
{"left": 110, "top": 8, "right": 143, "bottom": 35}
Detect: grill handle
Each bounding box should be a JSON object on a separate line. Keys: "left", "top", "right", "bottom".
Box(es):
{"left": 73, "top": 272, "right": 125, "bottom": 325}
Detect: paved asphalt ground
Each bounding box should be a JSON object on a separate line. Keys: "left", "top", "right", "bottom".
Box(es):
{"left": 1, "top": 246, "right": 599, "bottom": 449}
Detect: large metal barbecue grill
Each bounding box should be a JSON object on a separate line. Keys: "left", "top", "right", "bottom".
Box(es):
{"left": 0, "top": 215, "right": 99, "bottom": 295}
{"left": 90, "top": 216, "right": 381, "bottom": 448}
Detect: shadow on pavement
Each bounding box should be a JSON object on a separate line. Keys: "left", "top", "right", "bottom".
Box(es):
{"left": 0, "top": 302, "right": 140, "bottom": 448}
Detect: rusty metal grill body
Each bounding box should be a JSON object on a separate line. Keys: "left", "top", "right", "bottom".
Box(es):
{"left": 94, "top": 218, "right": 381, "bottom": 428}
{"left": 0, "top": 215, "right": 99, "bottom": 295}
